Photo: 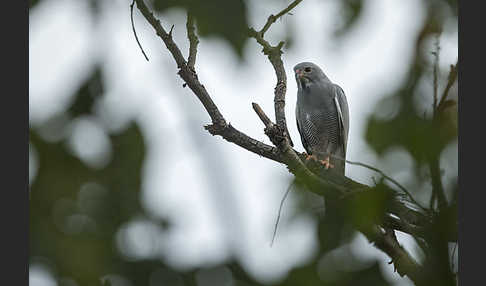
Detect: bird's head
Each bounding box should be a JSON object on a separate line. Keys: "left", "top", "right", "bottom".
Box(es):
{"left": 293, "top": 62, "right": 330, "bottom": 89}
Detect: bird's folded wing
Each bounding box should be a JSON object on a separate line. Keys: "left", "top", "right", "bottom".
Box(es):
{"left": 333, "top": 84, "right": 350, "bottom": 155}
{"left": 296, "top": 107, "right": 310, "bottom": 154}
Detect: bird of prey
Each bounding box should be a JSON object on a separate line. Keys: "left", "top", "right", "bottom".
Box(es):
{"left": 294, "top": 62, "right": 349, "bottom": 174}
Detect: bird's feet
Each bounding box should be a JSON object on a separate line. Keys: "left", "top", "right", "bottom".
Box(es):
{"left": 304, "top": 153, "right": 318, "bottom": 162}
{"left": 319, "top": 156, "right": 334, "bottom": 169}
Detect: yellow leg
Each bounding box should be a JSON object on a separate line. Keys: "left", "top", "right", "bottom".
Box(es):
{"left": 305, "top": 154, "right": 318, "bottom": 161}
{"left": 319, "top": 156, "right": 334, "bottom": 169}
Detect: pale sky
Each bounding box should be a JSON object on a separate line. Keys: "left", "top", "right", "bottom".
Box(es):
{"left": 29, "top": 0, "right": 457, "bottom": 285}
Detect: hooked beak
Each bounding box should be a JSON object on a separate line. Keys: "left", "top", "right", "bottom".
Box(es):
{"left": 295, "top": 69, "right": 304, "bottom": 78}
{"left": 295, "top": 69, "right": 311, "bottom": 90}
{"left": 295, "top": 69, "right": 309, "bottom": 86}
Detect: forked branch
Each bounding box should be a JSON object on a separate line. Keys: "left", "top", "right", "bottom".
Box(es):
{"left": 133, "top": 1, "right": 438, "bottom": 284}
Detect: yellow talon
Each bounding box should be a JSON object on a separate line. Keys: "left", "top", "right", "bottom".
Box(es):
{"left": 305, "top": 154, "right": 318, "bottom": 161}
{"left": 320, "top": 156, "right": 334, "bottom": 169}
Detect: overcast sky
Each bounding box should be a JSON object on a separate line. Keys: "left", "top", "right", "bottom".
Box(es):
{"left": 29, "top": 0, "right": 457, "bottom": 285}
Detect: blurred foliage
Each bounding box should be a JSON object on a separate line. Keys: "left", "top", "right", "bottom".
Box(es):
{"left": 27, "top": 51, "right": 393, "bottom": 286}
{"left": 30, "top": 0, "right": 102, "bottom": 20}
{"left": 68, "top": 66, "right": 104, "bottom": 118}
{"left": 344, "top": 184, "right": 394, "bottom": 231}
{"left": 29, "top": 0, "right": 40, "bottom": 9}
{"left": 365, "top": 97, "right": 456, "bottom": 165}
{"left": 29, "top": 0, "right": 457, "bottom": 285}
{"left": 279, "top": 260, "right": 390, "bottom": 286}
{"left": 365, "top": 0, "right": 458, "bottom": 166}
{"left": 333, "top": 0, "right": 364, "bottom": 37}
{"left": 29, "top": 66, "right": 185, "bottom": 285}
{"left": 443, "top": 0, "right": 458, "bottom": 17}
{"left": 152, "top": 0, "right": 249, "bottom": 58}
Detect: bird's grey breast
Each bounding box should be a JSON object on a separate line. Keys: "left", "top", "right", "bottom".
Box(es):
{"left": 297, "top": 83, "right": 341, "bottom": 149}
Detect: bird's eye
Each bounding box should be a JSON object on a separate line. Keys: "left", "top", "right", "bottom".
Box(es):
{"left": 304, "top": 67, "right": 312, "bottom": 73}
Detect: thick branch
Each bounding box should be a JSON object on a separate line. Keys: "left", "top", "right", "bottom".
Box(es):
{"left": 366, "top": 226, "right": 424, "bottom": 283}
{"left": 204, "top": 123, "right": 282, "bottom": 163}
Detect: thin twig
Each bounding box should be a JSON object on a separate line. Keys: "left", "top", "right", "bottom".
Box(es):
{"left": 451, "top": 242, "right": 457, "bottom": 272}
{"left": 130, "top": 0, "right": 149, "bottom": 61}
{"left": 186, "top": 12, "right": 199, "bottom": 70}
{"left": 270, "top": 181, "right": 295, "bottom": 246}
{"left": 260, "top": 0, "right": 303, "bottom": 36}
{"left": 169, "top": 24, "right": 175, "bottom": 37}
{"left": 323, "top": 153, "right": 429, "bottom": 213}
{"left": 347, "top": 159, "right": 427, "bottom": 212}
{"left": 432, "top": 35, "right": 440, "bottom": 116}
{"left": 437, "top": 62, "right": 458, "bottom": 112}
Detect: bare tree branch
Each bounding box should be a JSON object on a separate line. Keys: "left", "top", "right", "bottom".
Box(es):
{"left": 132, "top": 1, "right": 447, "bottom": 283}
{"left": 367, "top": 226, "right": 424, "bottom": 282}
{"left": 204, "top": 123, "right": 282, "bottom": 162}
{"left": 252, "top": 102, "right": 273, "bottom": 127}
{"left": 135, "top": 0, "right": 224, "bottom": 126}
{"left": 186, "top": 12, "right": 199, "bottom": 70}
{"left": 248, "top": 0, "right": 299, "bottom": 147}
